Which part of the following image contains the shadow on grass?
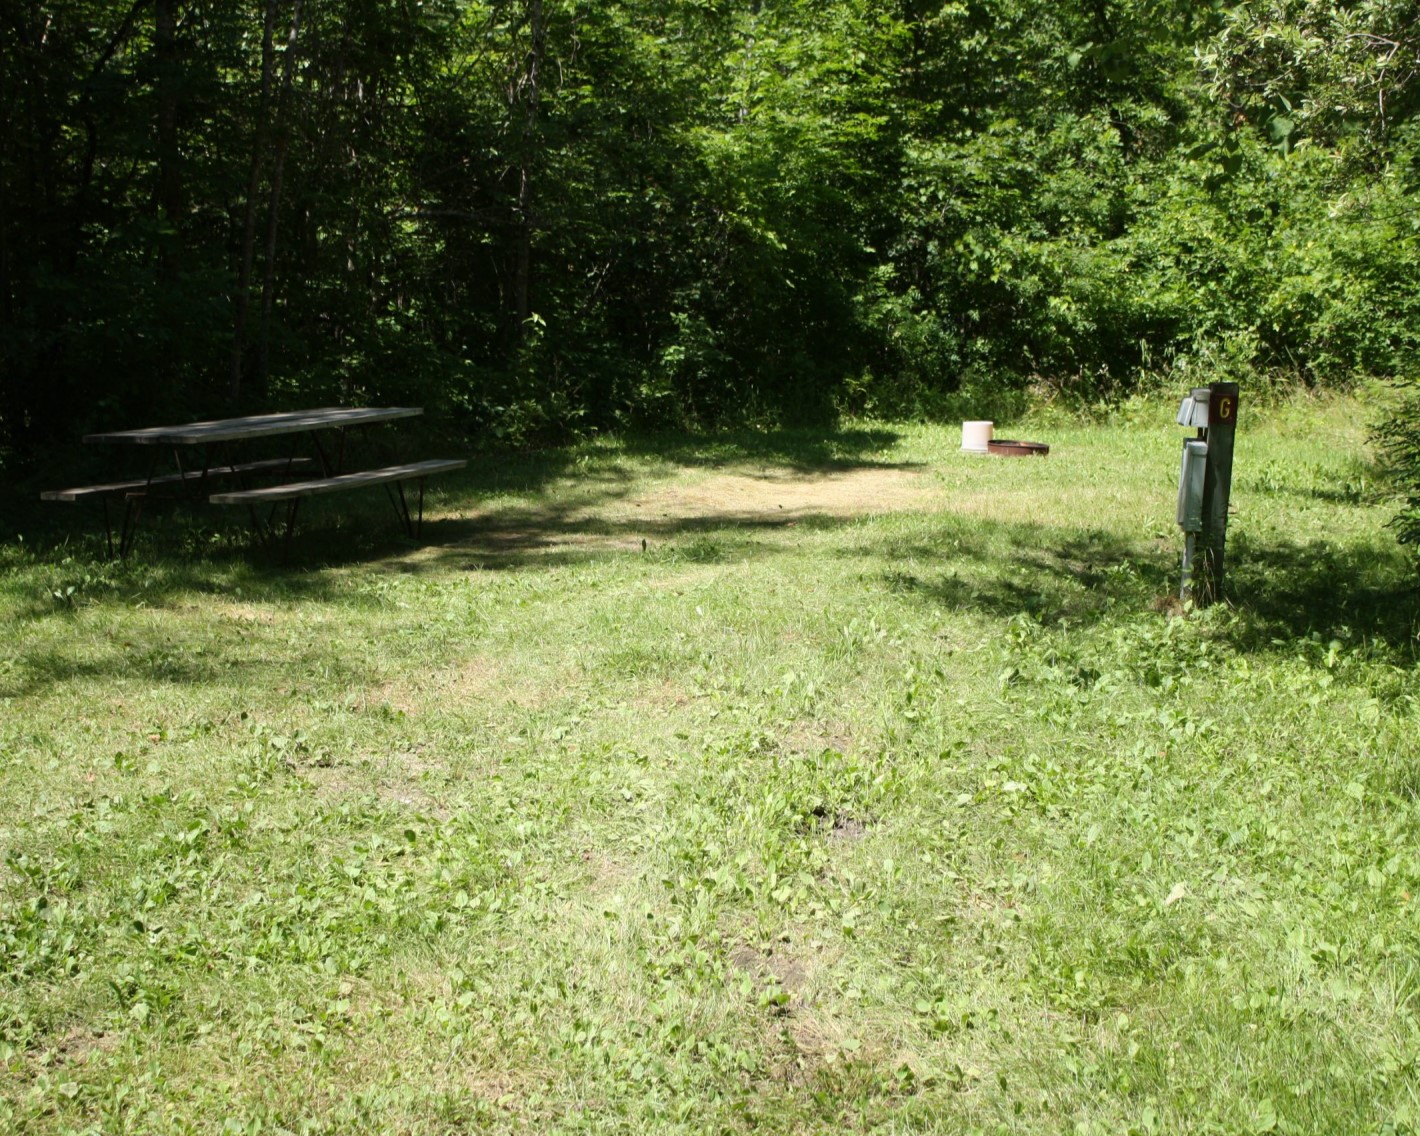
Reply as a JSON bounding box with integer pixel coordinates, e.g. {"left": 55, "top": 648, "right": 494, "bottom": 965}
{"left": 846, "top": 514, "right": 1420, "bottom": 662}
{"left": 7, "top": 642, "right": 235, "bottom": 695}
{"left": 3, "top": 423, "right": 906, "bottom": 555}
{"left": 1224, "top": 534, "right": 1420, "bottom": 655}
{"left": 0, "top": 423, "right": 914, "bottom": 620}
{"left": 14, "top": 501, "right": 1416, "bottom": 643}
{"left": 6, "top": 422, "right": 1418, "bottom": 687}
{"left": 859, "top": 522, "right": 1177, "bottom": 626}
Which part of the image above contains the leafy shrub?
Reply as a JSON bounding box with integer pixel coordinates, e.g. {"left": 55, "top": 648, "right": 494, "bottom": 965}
{"left": 1374, "top": 385, "right": 1420, "bottom": 560}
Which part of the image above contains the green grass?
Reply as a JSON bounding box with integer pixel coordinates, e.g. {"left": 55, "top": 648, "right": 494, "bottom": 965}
{"left": 2, "top": 394, "right": 1418, "bottom": 1134}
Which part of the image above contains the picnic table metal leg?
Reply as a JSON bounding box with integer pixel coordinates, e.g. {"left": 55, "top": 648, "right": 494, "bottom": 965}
{"left": 384, "top": 480, "right": 413, "bottom": 537}
{"left": 112, "top": 449, "right": 161, "bottom": 557}
{"left": 246, "top": 502, "right": 268, "bottom": 545}
{"left": 281, "top": 498, "right": 301, "bottom": 560}
{"left": 384, "top": 478, "right": 427, "bottom": 538}
{"left": 311, "top": 431, "right": 334, "bottom": 477}
{"left": 309, "top": 427, "right": 352, "bottom": 478}
{"left": 119, "top": 494, "right": 143, "bottom": 558}
{"left": 200, "top": 442, "right": 232, "bottom": 492}
{"left": 239, "top": 497, "right": 296, "bottom": 555}
{"left": 101, "top": 498, "right": 115, "bottom": 559}
{"left": 397, "top": 481, "right": 412, "bottom": 537}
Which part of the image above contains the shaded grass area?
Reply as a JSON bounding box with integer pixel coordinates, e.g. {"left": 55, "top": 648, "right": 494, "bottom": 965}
{"left": 1, "top": 395, "right": 1418, "bottom": 1134}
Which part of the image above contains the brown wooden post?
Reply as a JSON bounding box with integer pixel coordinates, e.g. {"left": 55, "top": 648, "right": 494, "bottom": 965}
{"left": 1194, "top": 381, "right": 1239, "bottom": 606}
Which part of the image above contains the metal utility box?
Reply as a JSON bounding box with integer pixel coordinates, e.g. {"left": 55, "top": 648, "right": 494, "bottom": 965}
{"left": 1176, "top": 439, "right": 1207, "bottom": 532}
{"left": 1173, "top": 381, "right": 1238, "bottom": 605}
{"left": 1176, "top": 388, "right": 1211, "bottom": 429}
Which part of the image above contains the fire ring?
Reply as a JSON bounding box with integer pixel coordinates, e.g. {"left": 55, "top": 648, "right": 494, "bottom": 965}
{"left": 987, "top": 439, "right": 1050, "bottom": 457}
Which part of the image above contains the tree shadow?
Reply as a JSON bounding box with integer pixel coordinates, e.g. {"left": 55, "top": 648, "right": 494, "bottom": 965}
{"left": 861, "top": 521, "right": 1177, "bottom": 627}
{"left": 0, "top": 503, "right": 892, "bottom": 700}
{"left": 396, "top": 513, "right": 1420, "bottom": 665}
{"left": 8, "top": 421, "right": 1418, "bottom": 695}
{"left": 874, "top": 515, "right": 1419, "bottom": 662}
{"left": 0, "top": 424, "right": 919, "bottom": 649}
{"left": 3, "top": 423, "right": 907, "bottom": 561}
{"left": 1223, "top": 534, "right": 1420, "bottom": 657}
{"left": 5, "top": 643, "right": 228, "bottom": 697}
{"left": 399, "top": 508, "right": 895, "bottom": 573}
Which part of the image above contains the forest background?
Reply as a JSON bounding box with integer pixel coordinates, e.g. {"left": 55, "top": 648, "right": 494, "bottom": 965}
{"left": 3, "top": 0, "right": 1419, "bottom": 506}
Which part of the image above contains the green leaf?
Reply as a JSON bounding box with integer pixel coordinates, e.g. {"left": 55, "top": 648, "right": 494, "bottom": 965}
{"left": 1266, "top": 116, "right": 1294, "bottom": 143}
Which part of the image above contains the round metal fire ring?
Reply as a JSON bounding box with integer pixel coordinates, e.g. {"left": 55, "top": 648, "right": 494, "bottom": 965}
{"left": 987, "top": 439, "right": 1050, "bottom": 457}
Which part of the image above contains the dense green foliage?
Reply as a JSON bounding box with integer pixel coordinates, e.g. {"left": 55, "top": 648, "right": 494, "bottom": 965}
{"left": 1378, "top": 383, "right": 1420, "bottom": 549}
{"left": 2, "top": 0, "right": 1418, "bottom": 452}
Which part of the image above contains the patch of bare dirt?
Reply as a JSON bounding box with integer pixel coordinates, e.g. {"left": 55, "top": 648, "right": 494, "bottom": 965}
{"left": 781, "top": 720, "right": 858, "bottom": 757}
{"left": 303, "top": 750, "right": 449, "bottom": 816}
{"left": 730, "top": 942, "right": 811, "bottom": 996}
{"left": 371, "top": 654, "right": 574, "bottom": 717}
{"left": 53, "top": 1027, "right": 119, "bottom": 1065}
{"left": 827, "top": 817, "right": 868, "bottom": 842}
{"left": 730, "top": 936, "right": 871, "bottom": 1087}
{"left": 372, "top": 654, "right": 500, "bottom": 715}
{"left": 626, "top": 677, "right": 694, "bottom": 714}
{"left": 211, "top": 602, "right": 279, "bottom": 626}
{"left": 455, "top": 465, "right": 936, "bottom": 560}
{"left": 577, "top": 846, "right": 641, "bottom": 899}
{"left": 629, "top": 467, "right": 935, "bottom": 523}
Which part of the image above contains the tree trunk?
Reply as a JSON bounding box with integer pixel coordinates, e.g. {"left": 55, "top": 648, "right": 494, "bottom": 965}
{"left": 8, "top": 5, "right": 66, "bottom": 441}
{"left": 72, "top": 0, "right": 149, "bottom": 272}
{"left": 257, "top": 0, "right": 303, "bottom": 395}
{"left": 513, "top": 0, "right": 543, "bottom": 337}
{"left": 153, "top": 0, "right": 181, "bottom": 280}
{"left": 229, "top": 0, "right": 279, "bottom": 405}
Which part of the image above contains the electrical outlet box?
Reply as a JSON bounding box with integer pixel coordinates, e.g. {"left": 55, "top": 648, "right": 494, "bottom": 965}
{"left": 1177, "top": 439, "right": 1207, "bottom": 531}
{"left": 1176, "top": 388, "right": 1211, "bottom": 429}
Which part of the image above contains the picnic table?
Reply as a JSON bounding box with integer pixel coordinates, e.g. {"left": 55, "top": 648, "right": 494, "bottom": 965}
{"left": 44, "top": 406, "right": 465, "bottom": 556}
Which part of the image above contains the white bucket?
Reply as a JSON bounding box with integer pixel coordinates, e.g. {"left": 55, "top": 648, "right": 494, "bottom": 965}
{"left": 961, "top": 420, "right": 993, "bottom": 453}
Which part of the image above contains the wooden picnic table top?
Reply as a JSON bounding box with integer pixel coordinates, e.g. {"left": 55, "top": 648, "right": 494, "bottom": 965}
{"left": 84, "top": 406, "right": 422, "bottom": 446}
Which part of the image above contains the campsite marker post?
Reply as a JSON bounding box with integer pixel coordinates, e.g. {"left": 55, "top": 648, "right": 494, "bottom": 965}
{"left": 1175, "top": 382, "right": 1238, "bottom": 605}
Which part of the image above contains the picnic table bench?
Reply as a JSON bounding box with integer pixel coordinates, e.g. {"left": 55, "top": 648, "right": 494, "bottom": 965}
{"left": 44, "top": 407, "right": 465, "bottom": 557}
{"left": 210, "top": 458, "right": 466, "bottom": 553}
{"left": 41, "top": 457, "right": 312, "bottom": 504}
{"left": 43, "top": 458, "right": 321, "bottom": 558}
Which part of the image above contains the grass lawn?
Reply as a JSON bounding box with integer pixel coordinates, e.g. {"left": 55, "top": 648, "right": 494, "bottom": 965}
{"left": 2, "top": 394, "right": 1418, "bottom": 1134}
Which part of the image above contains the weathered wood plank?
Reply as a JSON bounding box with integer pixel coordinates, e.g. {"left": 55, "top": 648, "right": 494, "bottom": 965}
{"left": 41, "top": 457, "right": 314, "bottom": 502}
{"left": 209, "top": 459, "right": 466, "bottom": 505}
{"left": 85, "top": 406, "right": 422, "bottom": 446}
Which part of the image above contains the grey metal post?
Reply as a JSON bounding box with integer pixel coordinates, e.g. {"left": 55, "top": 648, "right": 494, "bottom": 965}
{"left": 1180, "top": 531, "right": 1197, "bottom": 599}
{"left": 1194, "top": 382, "right": 1239, "bottom": 606}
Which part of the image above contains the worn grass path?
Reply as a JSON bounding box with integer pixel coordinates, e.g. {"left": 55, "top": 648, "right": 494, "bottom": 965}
{"left": 2, "top": 396, "right": 1418, "bottom": 1134}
